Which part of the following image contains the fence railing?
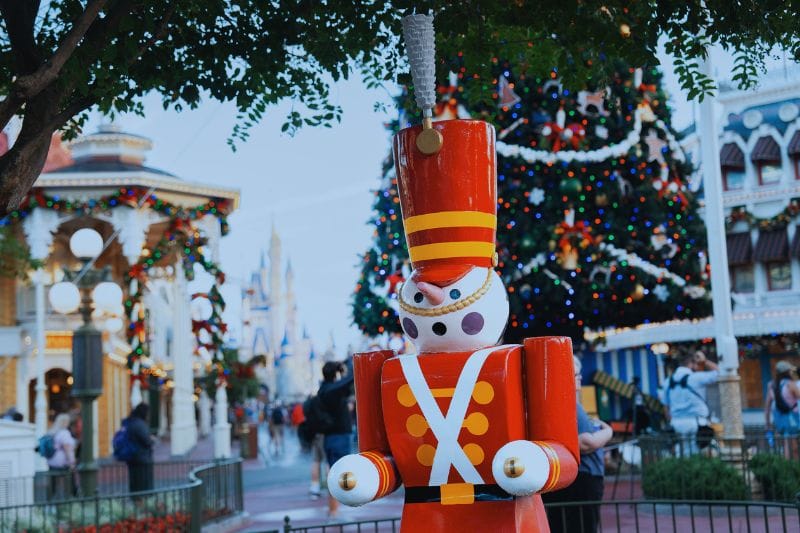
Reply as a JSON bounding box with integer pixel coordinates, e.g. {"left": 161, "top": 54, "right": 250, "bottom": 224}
{"left": 0, "top": 458, "right": 243, "bottom": 532}
{"left": 604, "top": 432, "right": 800, "bottom": 502}
{"left": 273, "top": 499, "right": 800, "bottom": 533}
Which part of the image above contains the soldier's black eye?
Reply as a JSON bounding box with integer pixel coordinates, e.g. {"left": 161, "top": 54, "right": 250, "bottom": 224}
{"left": 414, "top": 292, "right": 424, "bottom": 303}
{"left": 449, "top": 289, "right": 461, "bottom": 300}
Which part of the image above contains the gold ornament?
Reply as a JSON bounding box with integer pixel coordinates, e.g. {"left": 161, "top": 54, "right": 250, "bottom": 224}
{"left": 339, "top": 472, "right": 357, "bottom": 491}
{"left": 620, "top": 23, "right": 631, "bottom": 38}
{"left": 416, "top": 117, "right": 443, "bottom": 155}
{"left": 631, "top": 283, "right": 645, "bottom": 301}
{"left": 504, "top": 457, "right": 525, "bottom": 478}
{"left": 595, "top": 193, "right": 608, "bottom": 206}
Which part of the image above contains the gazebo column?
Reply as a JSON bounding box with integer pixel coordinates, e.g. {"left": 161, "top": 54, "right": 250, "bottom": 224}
{"left": 200, "top": 215, "right": 231, "bottom": 458}
{"left": 22, "top": 209, "right": 60, "bottom": 471}
{"left": 198, "top": 389, "right": 212, "bottom": 437}
{"left": 171, "top": 261, "right": 198, "bottom": 456}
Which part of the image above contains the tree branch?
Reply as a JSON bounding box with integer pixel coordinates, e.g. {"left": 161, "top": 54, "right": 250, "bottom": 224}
{"left": 0, "top": 0, "right": 42, "bottom": 75}
{"left": 15, "top": 0, "right": 108, "bottom": 96}
{"left": 130, "top": 4, "right": 177, "bottom": 65}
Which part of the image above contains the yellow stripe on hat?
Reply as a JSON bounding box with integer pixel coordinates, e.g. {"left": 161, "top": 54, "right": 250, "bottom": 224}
{"left": 404, "top": 211, "right": 496, "bottom": 234}
{"left": 409, "top": 241, "right": 495, "bottom": 262}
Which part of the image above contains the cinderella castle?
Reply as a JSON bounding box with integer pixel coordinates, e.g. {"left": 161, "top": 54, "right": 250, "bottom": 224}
{"left": 239, "top": 227, "right": 333, "bottom": 402}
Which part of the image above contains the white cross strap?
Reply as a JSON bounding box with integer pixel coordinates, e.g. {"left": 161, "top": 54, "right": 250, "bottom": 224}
{"left": 399, "top": 345, "right": 513, "bottom": 486}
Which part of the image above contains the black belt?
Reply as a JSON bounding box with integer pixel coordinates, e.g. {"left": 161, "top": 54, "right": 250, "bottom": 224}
{"left": 405, "top": 484, "right": 514, "bottom": 504}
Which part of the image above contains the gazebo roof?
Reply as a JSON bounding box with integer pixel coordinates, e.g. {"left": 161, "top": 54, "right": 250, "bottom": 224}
{"left": 34, "top": 124, "right": 239, "bottom": 208}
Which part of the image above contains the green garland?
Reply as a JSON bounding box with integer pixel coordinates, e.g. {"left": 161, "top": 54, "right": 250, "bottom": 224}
{"left": 2, "top": 187, "right": 233, "bottom": 385}
{"left": 725, "top": 199, "right": 800, "bottom": 231}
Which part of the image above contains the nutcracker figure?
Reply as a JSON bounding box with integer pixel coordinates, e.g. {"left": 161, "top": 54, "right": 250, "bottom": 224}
{"left": 326, "top": 15, "right": 579, "bottom": 532}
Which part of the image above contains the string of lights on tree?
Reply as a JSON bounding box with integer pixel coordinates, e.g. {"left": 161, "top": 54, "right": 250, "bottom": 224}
{"left": 353, "top": 59, "right": 712, "bottom": 342}
{"left": 0, "top": 187, "right": 232, "bottom": 384}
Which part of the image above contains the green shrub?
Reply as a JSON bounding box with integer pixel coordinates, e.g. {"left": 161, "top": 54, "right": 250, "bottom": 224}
{"left": 642, "top": 455, "right": 748, "bottom": 500}
{"left": 748, "top": 453, "right": 800, "bottom": 503}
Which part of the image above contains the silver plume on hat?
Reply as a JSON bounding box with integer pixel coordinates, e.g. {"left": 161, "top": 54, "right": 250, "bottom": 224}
{"left": 401, "top": 13, "right": 436, "bottom": 117}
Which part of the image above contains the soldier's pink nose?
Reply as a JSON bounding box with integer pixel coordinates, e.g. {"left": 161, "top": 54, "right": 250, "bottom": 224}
{"left": 417, "top": 282, "right": 445, "bottom": 305}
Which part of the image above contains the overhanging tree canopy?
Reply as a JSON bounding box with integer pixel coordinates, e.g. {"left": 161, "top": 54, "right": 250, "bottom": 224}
{"left": 0, "top": 0, "right": 796, "bottom": 216}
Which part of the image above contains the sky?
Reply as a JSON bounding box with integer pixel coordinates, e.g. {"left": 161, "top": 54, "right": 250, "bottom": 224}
{"left": 78, "top": 45, "right": 796, "bottom": 355}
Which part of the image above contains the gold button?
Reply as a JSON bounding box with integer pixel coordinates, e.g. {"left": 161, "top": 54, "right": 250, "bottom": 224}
{"left": 339, "top": 472, "right": 357, "bottom": 491}
{"left": 463, "top": 412, "right": 489, "bottom": 436}
{"left": 416, "top": 444, "right": 436, "bottom": 466}
{"left": 463, "top": 444, "right": 485, "bottom": 466}
{"left": 472, "top": 382, "right": 494, "bottom": 404}
{"left": 406, "top": 414, "right": 428, "bottom": 437}
{"left": 504, "top": 457, "right": 525, "bottom": 478}
{"left": 397, "top": 384, "right": 416, "bottom": 407}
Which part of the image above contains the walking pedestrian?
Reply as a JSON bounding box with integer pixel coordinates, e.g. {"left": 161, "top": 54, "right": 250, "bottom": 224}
{"left": 318, "top": 359, "right": 354, "bottom": 519}
{"left": 662, "top": 350, "right": 718, "bottom": 455}
{"left": 765, "top": 360, "right": 800, "bottom": 458}
{"left": 543, "top": 356, "right": 613, "bottom": 533}
{"left": 121, "top": 403, "right": 155, "bottom": 493}
{"left": 45, "top": 413, "right": 77, "bottom": 498}
{"left": 268, "top": 402, "right": 286, "bottom": 456}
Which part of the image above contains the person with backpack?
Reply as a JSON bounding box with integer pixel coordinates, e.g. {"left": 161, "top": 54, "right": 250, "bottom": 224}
{"left": 765, "top": 360, "right": 800, "bottom": 440}
{"left": 317, "top": 359, "right": 354, "bottom": 519}
{"left": 116, "top": 403, "right": 155, "bottom": 493}
{"left": 662, "top": 350, "right": 718, "bottom": 455}
{"left": 267, "top": 402, "right": 286, "bottom": 456}
{"left": 43, "top": 413, "right": 77, "bottom": 498}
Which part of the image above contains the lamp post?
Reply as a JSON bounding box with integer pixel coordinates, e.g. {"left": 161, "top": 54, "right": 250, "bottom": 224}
{"left": 49, "top": 228, "right": 122, "bottom": 496}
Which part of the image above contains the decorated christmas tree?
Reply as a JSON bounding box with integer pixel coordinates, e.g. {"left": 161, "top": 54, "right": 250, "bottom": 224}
{"left": 353, "top": 62, "right": 711, "bottom": 342}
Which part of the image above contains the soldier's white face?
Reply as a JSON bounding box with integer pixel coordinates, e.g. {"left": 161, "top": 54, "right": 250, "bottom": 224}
{"left": 398, "top": 267, "right": 509, "bottom": 353}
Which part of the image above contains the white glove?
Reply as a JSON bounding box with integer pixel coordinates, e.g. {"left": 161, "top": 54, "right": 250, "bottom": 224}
{"left": 327, "top": 453, "right": 381, "bottom": 506}
{"left": 491, "top": 440, "right": 551, "bottom": 496}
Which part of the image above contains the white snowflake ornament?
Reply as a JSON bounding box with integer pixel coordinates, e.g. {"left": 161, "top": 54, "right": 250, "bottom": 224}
{"left": 528, "top": 187, "right": 546, "bottom": 205}
{"left": 652, "top": 284, "right": 669, "bottom": 302}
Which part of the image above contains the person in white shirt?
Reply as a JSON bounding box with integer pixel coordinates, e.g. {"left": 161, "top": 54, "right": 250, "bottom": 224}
{"left": 46, "top": 413, "right": 77, "bottom": 497}
{"left": 662, "top": 351, "right": 718, "bottom": 455}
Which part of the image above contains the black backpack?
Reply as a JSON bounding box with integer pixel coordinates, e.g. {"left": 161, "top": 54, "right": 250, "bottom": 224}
{"left": 270, "top": 407, "right": 285, "bottom": 425}
{"left": 773, "top": 380, "right": 796, "bottom": 414}
{"left": 302, "top": 395, "right": 335, "bottom": 435}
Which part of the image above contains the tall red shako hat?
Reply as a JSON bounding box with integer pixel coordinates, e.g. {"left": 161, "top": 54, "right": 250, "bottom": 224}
{"left": 395, "top": 15, "right": 498, "bottom": 288}
{"left": 393, "top": 120, "right": 498, "bottom": 287}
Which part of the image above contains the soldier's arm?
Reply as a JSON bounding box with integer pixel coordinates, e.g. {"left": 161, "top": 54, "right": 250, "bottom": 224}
{"left": 491, "top": 337, "right": 579, "bottom": 496}
{"left": 328, "top": 350, "right": 401, "bottom": 506}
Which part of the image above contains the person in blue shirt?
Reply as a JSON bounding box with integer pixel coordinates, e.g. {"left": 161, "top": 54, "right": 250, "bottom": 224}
{"left": 543, "top": 356, "right": 613, "bottom": 533}
{"left": 662, "top": 351, "right": 718, "bottom": 455}
{"left": 318, "top": 359, "right": 354, "bottom": 519}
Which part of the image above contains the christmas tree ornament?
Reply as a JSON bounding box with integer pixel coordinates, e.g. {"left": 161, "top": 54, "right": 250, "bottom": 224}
{"left": 652, "top": 284, "right": 670, "bottom": 302}
{"left": 559, "top": 177, "right": 582, "bottom": 199}
{"left": 644, "top": 129, "right": 667, "bottom": 164}
{"left": 577, "top": 89, "right": 610, "bottom": 117}
{"left": 498, "top": 74, "right": 521, "bottom": 108}
{"left": 329, "top": 17, "right": 579, "bottom": 532}
{"left": 620, "top": 23, "right": 632, "bottom": 38}
{"left": 528, "top": 187, "right": 546, "bottom": 206}
{"left": 631, "top": 283, "right": 646, "bottom": 301}
{"left": 595, "top": 192, "right": 609, "bottom": 206}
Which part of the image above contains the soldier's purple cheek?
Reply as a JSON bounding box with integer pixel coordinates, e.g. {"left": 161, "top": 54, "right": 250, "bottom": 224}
{"left": 461, "top": 312, "right": 485, "bottom": 335}
{"left": 402, "top": 318, "right": 419, "bottom": 339}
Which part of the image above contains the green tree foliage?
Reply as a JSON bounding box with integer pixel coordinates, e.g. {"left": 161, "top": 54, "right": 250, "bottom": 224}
{"left": 0, "top": 1, "right": 796, "bottom": 215}
{"left": 0, "top": 225, "right": 39, "bottom": 278}
{"left": 353, "top": 62, "right": 712, "bottom": 342}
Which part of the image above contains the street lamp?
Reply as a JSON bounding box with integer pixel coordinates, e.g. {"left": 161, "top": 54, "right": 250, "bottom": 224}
{"left": 48, "top": 227, "right": 121, "bottom": 496}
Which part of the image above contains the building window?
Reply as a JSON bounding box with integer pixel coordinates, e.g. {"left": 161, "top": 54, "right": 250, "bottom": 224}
{"left": 720, "top": 142, "right": 746, "bottom": 191}
{"left": 751, "top": 136, "right": 782, "bottom": 186}
{"left": 758, "top": 162, "right": 782, "bottom": 185}
{"left": 767, "top": 262, "right": 791, "bottom": 291}
{"left": 723, "top": 168, "right": 746, "bottom": 190}
{"left": 731, "top": 265, "right": 755, "bottom": 293}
